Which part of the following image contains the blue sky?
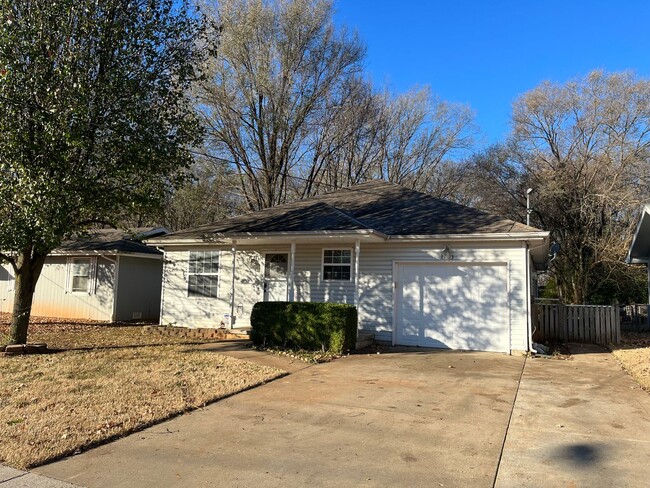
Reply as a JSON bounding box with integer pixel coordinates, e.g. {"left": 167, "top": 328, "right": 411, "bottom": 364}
{"left": 334, "top": 0, "right": 650, "bottom": 145}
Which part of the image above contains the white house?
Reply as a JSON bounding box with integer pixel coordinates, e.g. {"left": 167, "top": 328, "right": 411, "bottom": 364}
{"left": 0, "top": 228, "right": 166, "bottom": 322}
{"left": 147, "top": 181, "right": 550, "bottom": 353}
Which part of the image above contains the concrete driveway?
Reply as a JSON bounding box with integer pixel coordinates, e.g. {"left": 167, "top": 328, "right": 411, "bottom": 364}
{"left": 34, "top": 344, "right": 650, "bottom": 488}
{"left": 36, "top": 348, "right": 523, "bottom": 487}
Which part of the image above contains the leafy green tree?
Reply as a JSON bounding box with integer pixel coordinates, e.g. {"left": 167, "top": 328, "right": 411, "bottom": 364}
{"left": 0, "top": 0, "right": 204, "bottom": 344}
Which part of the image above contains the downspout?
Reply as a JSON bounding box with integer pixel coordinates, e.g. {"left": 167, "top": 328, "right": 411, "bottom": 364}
{"left": 646, "top": 261, "right": 649, "bottom": 330}
{"left": 353, "top": 239, "right": 360, "bottom": 307}
{"left": 354, "top": 239, "right": 361, "bottom": 330}
{"left": 230, "top": 240, "right": 237, "bottom": 329}
{"left": 288, "top": 241, "right": 295, "bottom": 301}
{"left": 525, "top": 242, "right": 537, "bottom": 354}
{"left": 103, "top": 255, "right": 119, "bottom": 322}
{"left": 158, "top": 250, "right": 166, "bottom": 326}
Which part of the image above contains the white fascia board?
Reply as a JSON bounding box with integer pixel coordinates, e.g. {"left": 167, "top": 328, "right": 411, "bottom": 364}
{"left": 147, "top": 230, "right": 551, "bottom": 248}
{"left": 147, "top": 229, "right": 386, "bottom": 246}
{"left": 50, "top": 250, "right": 162, "bottom": 260}
{"left": 51, "top": 250, "right": 118, "bottom": 258}
{"left": 387, "top": 231, "right": 550, "bottom": 242}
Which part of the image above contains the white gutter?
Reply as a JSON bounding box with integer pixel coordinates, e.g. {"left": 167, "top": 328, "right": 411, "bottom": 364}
{"left": 229, "top": 240, "right": 237, "bottom": 329}
{"left": 387, "top": 232, "right": 550, "bottom": 241}
{"left": 50, "top": 250, "right": 162, "bottom": 260}
{"left": 148, "top": 230, "right": 549, "bottom": 247}
{"left": 146, "top": 230, "right": 386, "bottom": 246}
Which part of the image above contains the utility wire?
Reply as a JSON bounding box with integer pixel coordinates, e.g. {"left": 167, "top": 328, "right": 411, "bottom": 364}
{"left": 0, "top": 93, "right": 378, "bottom": 194}
{"left": 189, "top": 149, "right": 350, "bottom": 191}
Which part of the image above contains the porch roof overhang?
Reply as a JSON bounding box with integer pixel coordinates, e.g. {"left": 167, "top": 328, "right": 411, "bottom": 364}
{"left": 627, "top": 204, "right": 650, "bottom": 264}
{"left": 148, "top": 229, "right": 550, "bottom": 264}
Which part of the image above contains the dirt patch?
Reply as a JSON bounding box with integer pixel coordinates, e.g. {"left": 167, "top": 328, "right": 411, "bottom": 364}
{"left": 610, "top": 332, "right": 650, "bottom": 392}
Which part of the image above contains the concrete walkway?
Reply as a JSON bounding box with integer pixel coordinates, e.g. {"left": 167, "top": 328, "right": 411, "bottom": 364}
{"left": 0, "top": 465, "right": 77, "bottom": 487}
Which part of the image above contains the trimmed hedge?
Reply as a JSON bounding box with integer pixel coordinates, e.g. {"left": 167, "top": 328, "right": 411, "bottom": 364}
{"left": 250, "top": 302, "right": 358, "bottom": 354}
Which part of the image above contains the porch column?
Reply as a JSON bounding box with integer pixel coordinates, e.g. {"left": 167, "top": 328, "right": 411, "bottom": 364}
{"left": 354, "top": 239, "right": 360, "bottom": 307}
{"left": 230, "top": 239, "right": 237, "bottom": 329}
{"left": 646, "top": 263, "right": 650, "bottom": 330}
{"left": 288, "top": 241, "right": 296, "bottom": 302}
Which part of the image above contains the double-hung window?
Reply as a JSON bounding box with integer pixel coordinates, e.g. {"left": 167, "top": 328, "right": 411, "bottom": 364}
{"left": 188, "top": 251, "right": 219, "bottom": 298}
{"left": 322, "top": 249, "right": 352, "bottom": 281}
{"left": 68, "top": 257, "right": 96, "bottom": 294}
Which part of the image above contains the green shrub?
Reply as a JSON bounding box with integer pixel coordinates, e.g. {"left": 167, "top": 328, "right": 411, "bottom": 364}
{"left": 250, "top": 302, "right": 358, "bottom": 354}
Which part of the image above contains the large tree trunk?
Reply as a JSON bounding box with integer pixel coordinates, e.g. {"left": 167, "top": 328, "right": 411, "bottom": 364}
{"left": 9, "top": 250, "right": 47, "bottom": 345}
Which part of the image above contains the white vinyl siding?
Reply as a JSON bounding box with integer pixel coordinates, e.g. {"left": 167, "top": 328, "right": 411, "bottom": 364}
{"left": 2, "top": 257, "right": 114, "bottom": 320}
{"left": 0, "top": 264, "right": 14, "bottom": 314}
{"left": 356, "top": 242, "right": 527, "bottom": 351}
{"left": 294, "top": 245, "right": 356, "bottom": 304}
{"left": 161, "top": 248, "right": 264, "bottom": 328}
{"left": 159, "top": 240, "right": 529, "bottom": 352}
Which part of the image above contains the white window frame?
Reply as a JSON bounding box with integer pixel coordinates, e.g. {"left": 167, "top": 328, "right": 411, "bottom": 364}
{"left": 322, "top": 248, "right": 353, "bottom": 282}
{"left": 187, "top": 250, "right": 220, "bottom": 298}
{"left": 66, "top": 257, "right": 97, "bottom": 295}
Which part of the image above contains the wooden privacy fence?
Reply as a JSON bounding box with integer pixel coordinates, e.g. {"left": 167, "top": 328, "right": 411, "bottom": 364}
{"left": 533, "top": 303, "right": 621, "bottom": 345}
{"left": 621, "top": 304, "right": 650, "bottom": 332}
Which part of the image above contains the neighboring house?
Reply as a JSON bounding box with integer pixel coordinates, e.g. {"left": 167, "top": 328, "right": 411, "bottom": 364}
{"left": 626, "top": 203, "right": 650, "bottom": 303}
{"left": 147, "top": 181, "right": 550, "bottom": 353}
{"left": 0, "top": 228, "right": 167, "bottom": 322}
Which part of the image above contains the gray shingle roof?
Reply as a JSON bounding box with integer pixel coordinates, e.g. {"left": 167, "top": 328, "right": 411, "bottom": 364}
{"left": 56, "top": 228, "right": 165, "bottom": 255}
{"left": 157, "top": 180, "right": 540, "bottom": 241}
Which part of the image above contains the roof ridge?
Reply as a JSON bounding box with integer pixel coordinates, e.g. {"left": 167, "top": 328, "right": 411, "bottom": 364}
{"left": 322, "top": 202, "right": 374, "bottom": 231}
{"left": 397, "top": 185, "right": 536, "bottom": 229}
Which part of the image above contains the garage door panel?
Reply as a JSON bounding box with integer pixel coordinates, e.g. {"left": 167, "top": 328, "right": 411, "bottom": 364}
{"left": 396, "top": 263, "right": 508, "bottom": 352}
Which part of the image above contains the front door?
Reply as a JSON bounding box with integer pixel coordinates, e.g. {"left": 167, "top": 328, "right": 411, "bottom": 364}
{"left": 263, "top": 253, "right": 288, "bottom": 301}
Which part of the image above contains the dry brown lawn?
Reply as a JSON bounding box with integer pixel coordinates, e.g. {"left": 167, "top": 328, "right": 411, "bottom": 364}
{"left": 0, "top": 315, "right": 284, "bottom": 469}
{"left": 0, "top": 313, "right": 226, "bottom": 349}
{"left": 611, "top": 332, "right": 650, "bottom": 392}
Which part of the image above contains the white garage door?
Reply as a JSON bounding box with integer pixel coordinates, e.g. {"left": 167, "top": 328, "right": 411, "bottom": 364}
{"left": 395, "top": 263, "right": 509, "bottom": 352}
